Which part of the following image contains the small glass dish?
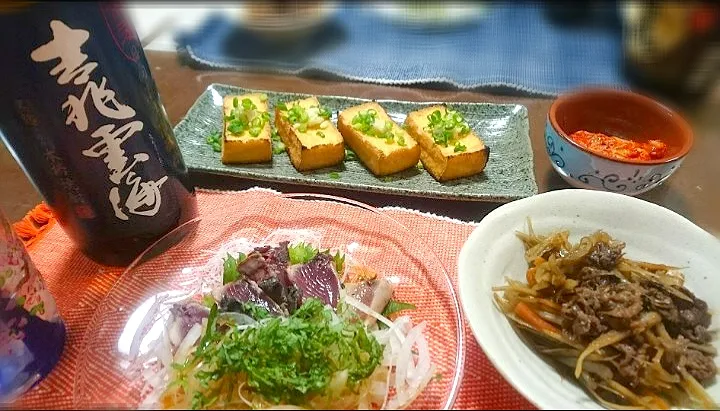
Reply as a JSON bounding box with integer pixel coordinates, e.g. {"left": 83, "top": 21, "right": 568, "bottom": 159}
{"left": 73, "top": 193, "right": 464, "bottom": 409}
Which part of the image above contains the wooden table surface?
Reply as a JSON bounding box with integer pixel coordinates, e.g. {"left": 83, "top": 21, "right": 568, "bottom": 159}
{"left": 2, "top": 50, "right": 719, "bottom": 234}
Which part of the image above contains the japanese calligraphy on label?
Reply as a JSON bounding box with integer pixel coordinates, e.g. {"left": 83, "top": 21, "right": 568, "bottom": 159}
{"left": 30, "top": 20, "right": 167, "bottom": 221}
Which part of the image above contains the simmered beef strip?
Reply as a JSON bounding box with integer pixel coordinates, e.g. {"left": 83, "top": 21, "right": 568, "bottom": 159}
{"left": 561, "top": 280, "right": 643, "bottom": 341}
{"left": 585, "top": 240, "right": 625, "bottom": 270}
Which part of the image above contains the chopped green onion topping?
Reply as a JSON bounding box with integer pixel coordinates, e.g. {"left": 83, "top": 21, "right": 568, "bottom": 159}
{"left": 397, "top": 134, "right": 406, "bottom": 147}
{"left": 226, "top": 97, "right": 269, "bottom": 137}
{"left": 425, "top": 108, "right": 471, "bottom": 147}
{"left": 205, "top": 130, "right": 222, "bottom": 153}
{"left": 351, "top": 109, "right": 402, "bottom": 145}
{"left": 271, "top": 129, "right": 286, "bottom": 154}
{"left": 344, "top": 148, "right": 358, "bottom": 161}
{"left": 276, "top": 102, "right": 287, "bottom": 111}
{"left": 250, "top": 117, "right": 263, "bottom": 128}
{"left": 317, "top": 131, "right": 325, "bottom": 138}
{"left": 241, "top": 98, "right": 255, "bottom": 110}
{"left": 297, "top": 123, "right": 308, "bottom": 133}
{"left": 329, "top": 171, "right": 341, "bottom": 179}
{"left": 227, "top": 120, "right": 245, "bottom": 135}
{"left": 454, "top": 142, "right": 467, "bottom": 152}
{"left": 259, "top": 93, "right": 268, "bottom": 102}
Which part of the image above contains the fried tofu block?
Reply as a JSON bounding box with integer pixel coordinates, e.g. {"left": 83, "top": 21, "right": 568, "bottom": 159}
{"left": 221, "top": 93, "right": 272, "bottom": 164}
{"left": 404, "top": 105, "right": 489, "bottom": 182}
{"left": 337, "top": 102, "right": 420, "bottom": 176}
{"left": 275, "top": 96, "right": 344, "bottom": 171}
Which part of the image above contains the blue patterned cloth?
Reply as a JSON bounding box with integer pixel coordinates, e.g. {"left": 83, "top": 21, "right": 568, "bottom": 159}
{"left": 175, "top": 4, "right": 627, "bottom": 96}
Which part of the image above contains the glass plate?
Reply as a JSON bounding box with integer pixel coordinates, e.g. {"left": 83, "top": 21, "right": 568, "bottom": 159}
{"left": 73, "top": 193, "right": 464, "bottom": 409}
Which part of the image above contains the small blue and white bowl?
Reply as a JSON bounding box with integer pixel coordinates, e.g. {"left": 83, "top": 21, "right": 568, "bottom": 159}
{"left": 545, "top": 88, "right": 693, "bottom": 196}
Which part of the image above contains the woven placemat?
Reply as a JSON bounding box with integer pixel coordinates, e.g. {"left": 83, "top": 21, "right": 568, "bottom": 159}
{"left": 13, "top": 187, "right": 534, "bottom": 410}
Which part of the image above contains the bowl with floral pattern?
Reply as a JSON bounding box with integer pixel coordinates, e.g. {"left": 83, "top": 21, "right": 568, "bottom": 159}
{"left": 545, "top": 88, "right": 693, "bottom": 196}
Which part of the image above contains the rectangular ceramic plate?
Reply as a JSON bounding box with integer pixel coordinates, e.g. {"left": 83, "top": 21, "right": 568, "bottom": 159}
{"left": 174, "top": 84, "right": 538, "bottom": 202}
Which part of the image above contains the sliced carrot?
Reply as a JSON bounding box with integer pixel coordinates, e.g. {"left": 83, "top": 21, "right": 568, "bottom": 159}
{"left": 639, "top": 390, "right": 670, "bottom": 410}
{"left": 526, "top": 267, "right": 537, "bottom": 285}
{"left": 514, "top": 301, "right": 560, "bottom": 334}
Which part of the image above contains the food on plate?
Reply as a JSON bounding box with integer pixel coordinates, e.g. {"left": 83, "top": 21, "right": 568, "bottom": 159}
{"left": 275, "top": 97, "right": 345, "bottom": 171}
{"left": 337, "top": 102, "right": 420, "bottom": 176}
{"left": 221, "top": 94, "right": 273, "bottom": 164}
{"left": 142, "top": 238, "right": 433, "bottom": 410}
{"left": 404, "top": 105, "right": 489, "bottom": 182}
{"left": 493, "top": 222, "right": 717, "bottom": 410}
{"left": 568, "top": 130, "right": 669, "bottom": 161}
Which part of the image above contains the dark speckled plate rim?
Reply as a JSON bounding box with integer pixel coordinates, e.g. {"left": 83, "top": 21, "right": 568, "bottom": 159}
{"left": 173, "top": 83, "right": 538, "bottom": 203}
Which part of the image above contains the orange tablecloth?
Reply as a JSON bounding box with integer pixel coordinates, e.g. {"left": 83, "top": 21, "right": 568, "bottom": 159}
{"left": 13, "top": 188, "right": 534, "bottom": 410}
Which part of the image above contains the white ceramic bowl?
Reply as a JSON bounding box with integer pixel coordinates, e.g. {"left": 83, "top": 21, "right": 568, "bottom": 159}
{"left": 457, "top": 189, "right": 720, "bottom": 409}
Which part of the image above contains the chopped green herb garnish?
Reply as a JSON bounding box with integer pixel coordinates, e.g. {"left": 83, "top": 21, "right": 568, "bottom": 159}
{"left": 227, "top": 120, "right": 245, "bottom": 135}
{"left": 238, "top": 302, "right": 271, "bottom": 321}
{"left": 205, "top": 130, "right": 222, "bottom": 152}
{"left": 425, "top": 108, "right": 472, "bottom": 147}
{"left": 194, "top": 303, "right": 218, "bottom": 358}
{"left": 381, "top": 176, "right": 394, "bottom": 182}
{"left": 271, "top": 129, "right": 286, "bottom": 154}
{"left": 242, "top": 98, "right": 256, "bottom": 110}
{"left": 226, "top": 97, "right": 268, "bottom": 137}
{"left": 329, "top": 171, "right": 341, "bottom": 179}
{"left": 397, "top": 134, "right": 406, "bottom": 146}
{"left": 381, "top": 299, "right": 417, "bottom": 317}
{"left": 454, "top": 142, "right": 467, "bottom": 152}
{"left": 344, "top": 148, "right": 358, "bottom": 161}
{"left": 276, "top": 102, "right": 287, "bottom": 111}
{"left": 286, "top": 104, "right": 308, "bottom": 125}
{"left": 15, "top": 296, "right": 26, "bottom": 307}
{"left": 182, "top": 299, "right": 383, "bottom": 406}
{"left": 351, "top": 109, "right": 401, "bottom": 145}
{"left": 288, "top": 242, "right": 319, "bottom": 265}
{"left": 433, "top": 372, "right": 444, "bottom": 382}
{"left": 416, "top": 161, "right": 424, "bottom": 170}
{"left": 259, "top": 93, "right": 268, "bottom": 102}
{"left": 330, "top": 250, "right": 345, "bottom": 274}
{"left": 317, "top": 131, "right": 325, "bottom": 138}
{"left": 201, "top": 294, "right": 215, "bottom": 308}
{"left": 222, "top": 252, "right": 246, "bottom": 285}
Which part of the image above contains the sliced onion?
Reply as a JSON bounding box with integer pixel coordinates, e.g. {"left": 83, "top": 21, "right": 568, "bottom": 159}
{"left": 344, "top": 295, "right": 394, "bottom": 329}
{"left": 174, "top": 323, "right": 203, "bottom": 364}
{"left": 157, "top": 325, "right": 173, "bottom": 369}
{"left": 168, "top": 316, "right": 182, "bottom": 347}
